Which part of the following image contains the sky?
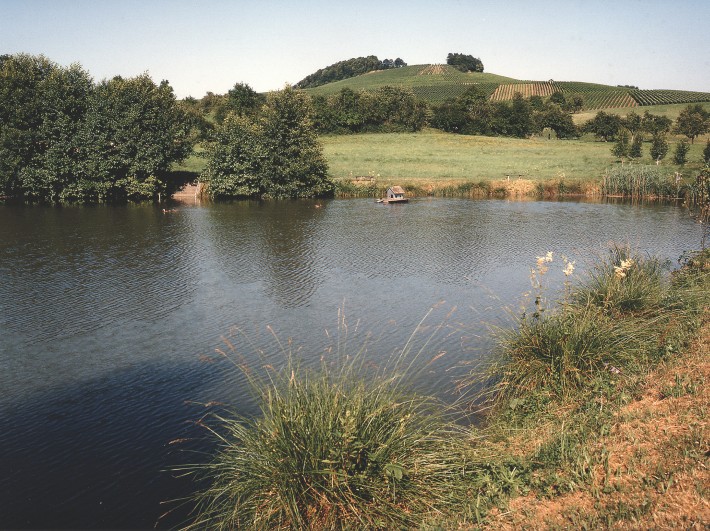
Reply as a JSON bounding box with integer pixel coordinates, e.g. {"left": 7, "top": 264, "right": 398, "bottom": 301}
{"left": 2, "top": 0, "right": 709, "bottom": 99}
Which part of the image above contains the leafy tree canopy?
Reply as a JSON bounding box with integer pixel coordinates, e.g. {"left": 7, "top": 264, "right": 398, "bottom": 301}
{"left": 0, "top": 53, "right": 193, "bottom": 202}
{"left": 674, "top": 104, "right": 710, "bottom": 143}
{"left": 294, "top": 56, "right": 406, "bottom": 89}
{"left": 581, "top": 111, "right": 623, "bottom": 142}
{"left": 203, "top": 87, "right": 333, "bottom": 199}
{"left": 446, "top": 53, "right": 484, "bottom": 73}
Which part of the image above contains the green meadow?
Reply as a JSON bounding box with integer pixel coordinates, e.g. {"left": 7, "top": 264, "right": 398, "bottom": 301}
{"left": 176, "top": 100, "right": 709, "bottom": 196}
{"left": 321, "top": 127, "right": 709, "bottom": 189}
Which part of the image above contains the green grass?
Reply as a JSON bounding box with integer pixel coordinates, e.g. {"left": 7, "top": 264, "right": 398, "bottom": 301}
{"left": 571, "top": 246, "right": 669, "bottom": 315}
{"left": 301, "top": 64, "right": 518, "bottom": 98}
{"left": 175, "top": 126, "right": 709, "bottom": 198}
{"left": 178, "top": 317, "right": 476, "bottom": 529}
{"left": 322, "top": 128, "right": 708, "bottom": 186}
{"left": 469, "top": 245, "right": 697, "bottom": 409}
{"left": 298, "top": 64, "right": 709, "bottom": 110}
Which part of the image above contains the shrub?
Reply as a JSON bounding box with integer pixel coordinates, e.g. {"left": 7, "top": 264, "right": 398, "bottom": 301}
{"left": 181, "top": 350, "right": 472, "bottom": 529}
{"left": 484, "top": 305, "right": 654, "bottom": 403}
{"left": 571, "top": 246, "right": 668, "bottom": 315}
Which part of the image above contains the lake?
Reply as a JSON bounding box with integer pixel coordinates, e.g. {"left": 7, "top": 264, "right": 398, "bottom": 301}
{"left": 0, "top": 197, "right": 701, "bottom": 528}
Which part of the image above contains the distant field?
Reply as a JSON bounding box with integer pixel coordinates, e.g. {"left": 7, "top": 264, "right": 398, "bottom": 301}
{"left": 573, "top": 101, "right": 710, "bottom": 124}
{"left": 321, "top": 128, "right": 708, "bottom": 185}
{"left": 176, "top": 126, "right": 708, "bottom": 186}
{"left": 298, "top": 64, "right": 710, "bottom": 111}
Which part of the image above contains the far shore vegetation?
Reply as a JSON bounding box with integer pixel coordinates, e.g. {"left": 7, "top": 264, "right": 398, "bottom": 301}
{"left": 2, "top": 53, "right": 709, "bottom": 204}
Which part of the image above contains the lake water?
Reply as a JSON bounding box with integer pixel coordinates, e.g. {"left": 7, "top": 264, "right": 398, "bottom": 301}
{"left": 0, "top": 197, "right": 702, "bottom": 528}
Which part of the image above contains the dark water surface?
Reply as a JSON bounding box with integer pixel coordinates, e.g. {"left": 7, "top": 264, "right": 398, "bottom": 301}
{"left": 0, "top": 198, "right": 701, "bottom": 528}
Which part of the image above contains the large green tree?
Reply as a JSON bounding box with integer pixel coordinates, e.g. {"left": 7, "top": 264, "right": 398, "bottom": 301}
{"left": 0, "top": 54, "right": 193, "bottom": 202}
{"left": 203, "top": 86, "right": 333, "bottom": 199}
{"left": 674, "top": 104, "right": 710, "bottom": 143}
{"left": 75, "top": 74, "right": 192, "bottom": 201}
{"left": 582, "top": 111, "right": 623, "bottom": 141}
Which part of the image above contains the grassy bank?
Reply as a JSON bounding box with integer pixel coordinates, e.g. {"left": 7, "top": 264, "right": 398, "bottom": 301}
{"left": 179, "top": 246, "right": 709, "bottom": 529}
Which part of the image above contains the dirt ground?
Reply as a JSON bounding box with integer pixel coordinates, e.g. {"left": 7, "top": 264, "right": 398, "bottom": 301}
{"left": 484, "top": 319, "right": 709, "bottom": 530}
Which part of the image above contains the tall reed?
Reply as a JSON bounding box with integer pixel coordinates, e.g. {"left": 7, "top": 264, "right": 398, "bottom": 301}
{"left": 602, "top": 165, "right": 678, "bottom": 198}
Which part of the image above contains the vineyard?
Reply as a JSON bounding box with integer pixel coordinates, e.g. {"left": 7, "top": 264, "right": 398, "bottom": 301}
{"left": 629, "top": 89, "right": 710, "bottom": 106}
{"left": 299, "top": 64, "right": 710, "bottom": 110}
{"left": 489, "top": 82, "right": 555, "bottom": 101}
{"left": 554, "top": 82, "right": 638, "bottom": 110}
{"left": 412, "top": 82, "right": 500, "bottom": 103}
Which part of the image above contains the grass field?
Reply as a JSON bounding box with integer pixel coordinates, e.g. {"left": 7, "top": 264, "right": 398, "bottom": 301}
{"left": 302, "top": 64, "right": 519, "bottom": 98}
{"left": 321, "top": 128, "right": 709, "bottom": 188}
{"left": 173, "top": 100, "right": 709, "bottom": 198}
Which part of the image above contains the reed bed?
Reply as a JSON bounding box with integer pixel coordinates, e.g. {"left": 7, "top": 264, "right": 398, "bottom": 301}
{"left": 602, "top": 165, "right": 679, "bottom": 198}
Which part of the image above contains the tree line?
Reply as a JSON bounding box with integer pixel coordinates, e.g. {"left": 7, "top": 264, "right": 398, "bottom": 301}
{"left": 582, "top": 105, "right": 710, "bottom": 164}
{"left": 4, "top": 53, "right": 708, "bottom": 203}
{"left": 294, "top": 56, "right": 407, "bottom": 90}
{"left": 0, "top": 54, "right": 193, "bottom": 202}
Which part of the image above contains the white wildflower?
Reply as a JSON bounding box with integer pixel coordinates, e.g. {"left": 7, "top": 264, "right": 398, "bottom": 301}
{"left": 563, "top": 261, "right": 575, "bottom": 276}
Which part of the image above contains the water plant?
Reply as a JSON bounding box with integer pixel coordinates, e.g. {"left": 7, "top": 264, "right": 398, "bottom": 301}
{"left": 178, "top": 318, "right": 474, "bottom": 529}
{"left": 602, "top": 165, "right": 678, "bottom": 198}
{"left": 571, "top": 245, "right": 668, "bottom": 315}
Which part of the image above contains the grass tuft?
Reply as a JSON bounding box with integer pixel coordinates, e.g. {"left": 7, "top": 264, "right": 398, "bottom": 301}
{"left": 571, "top": 245, "right": 668, "bottom": 316}
{"left": 178, "top": 319, "right": 475, "bottom": 529}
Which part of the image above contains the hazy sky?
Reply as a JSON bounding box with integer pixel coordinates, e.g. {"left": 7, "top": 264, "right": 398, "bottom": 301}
{"left": 2, "top": 0, "right": 709, "bottom": 98}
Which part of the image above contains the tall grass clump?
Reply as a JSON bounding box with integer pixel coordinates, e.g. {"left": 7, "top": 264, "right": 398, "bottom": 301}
{"left": 571, "top": 245, "right": 668, "bottom": 315}
{"left": 472, "top": 247, "right": 673, "bottom": 409}
{"left": 482, "top": 304, "right": 655, "bottom": 405}
{"left": 179, "top": 326, "right": 473, "bottom": 529}
{"left": 602, "top": 165, "right": 678, "bottom": 198}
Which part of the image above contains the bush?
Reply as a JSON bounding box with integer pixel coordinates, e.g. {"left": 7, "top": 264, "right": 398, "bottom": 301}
{"left": 571, "top": 246, "right": 668, "bottom": 315}
{"left": 484, "top": 305, "right": 654, "bottom": 403}
{"left": 181, "top": 350, "right": 472, "bottom": 529}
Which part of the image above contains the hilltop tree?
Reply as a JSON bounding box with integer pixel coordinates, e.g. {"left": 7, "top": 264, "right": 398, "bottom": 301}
{"left": 446, "top": 53, "right": 484, "bottom": 73}
{"left": 674, "top": 104, "right": 710, "bottom": 143}
{"left": 294, "top": 56, "right": 406, "bottom": 89}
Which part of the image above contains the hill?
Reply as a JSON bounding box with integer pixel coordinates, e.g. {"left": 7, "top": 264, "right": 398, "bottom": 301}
{"left": 300, "top": 64, "right": 710, "bottom": 111}
{"left": 301, "top": 64, "right": 519, "bottom": 102}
